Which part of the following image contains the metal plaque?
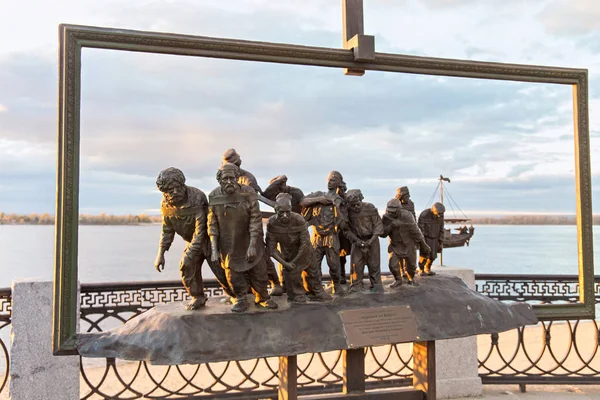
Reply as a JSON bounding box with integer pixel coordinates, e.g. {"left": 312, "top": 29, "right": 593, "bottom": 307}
{"left": 339, "top": 305, "right": 418, "bottom": 348}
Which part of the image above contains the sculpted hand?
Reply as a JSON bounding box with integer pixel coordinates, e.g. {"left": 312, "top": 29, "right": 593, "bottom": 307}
{"left": 421, "top": 242, "right": 431, "bottom": 255}
{"left": 154, "top": 253, "right": 165, "bottom": 273}
{"left": 392, "top": 219, "right": 401, "bottom": 228}
{"left": 285, "top": 262, "right": 296, "bottom": 272}
{"left": 246, "top": 246, "right": 257, "bottom": 263}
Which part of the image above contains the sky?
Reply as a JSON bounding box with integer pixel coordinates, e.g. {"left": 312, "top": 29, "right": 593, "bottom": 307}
{"left": 1, "top": 0, "right": 600, "bottom": 218}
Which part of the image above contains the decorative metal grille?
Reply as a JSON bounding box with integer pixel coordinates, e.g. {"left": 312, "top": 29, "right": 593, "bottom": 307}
{"left": 2, "top": 274, "right": 600, "bottom": 398}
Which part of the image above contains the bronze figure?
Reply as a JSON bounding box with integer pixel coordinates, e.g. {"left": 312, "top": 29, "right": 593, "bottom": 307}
{"left": 382, "top": 199, "right": 431, "bottom": 287}
{"left": 221, "top": 148, "right": 263, "bottom": 194}
{"left": 395, "top": 186, "right": 416, "bottom": 220}
{"left": 154, "top": 167, "right": 234, "bottom": 310}
{"left": 263, "top": 175, "right": 305, "bottom": 214}
{"left": 221, "top": 149, "right": 284, "bottom": 297}
{"left": 300, "top": 171, "right": 348, "bottom": 295}
{"left": 418, "top": 202, "right": 446, "bottom": 276}
{"left": 337, "top": 181, "right": 351, "bottom": 284}
{"left": 343, "top": 189, "right": 384, "bottom": 292}
{"left": 208, "top": 163, "right": 278, "bottom": 312}
{"left": 266, "top": 193, "right": 332, "bottom": 303}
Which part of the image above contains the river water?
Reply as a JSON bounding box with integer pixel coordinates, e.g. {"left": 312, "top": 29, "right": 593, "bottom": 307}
{"left": 0, "top": 224, "right": 596, "bottom": 288}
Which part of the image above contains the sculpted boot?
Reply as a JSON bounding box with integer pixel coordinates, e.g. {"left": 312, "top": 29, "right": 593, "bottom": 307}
{"left": 422, "top": 260, "right": 436, "bottom": 276}
{"left": 308, "top": 291, "right": 332, "bottom": 302}
{"left": 390, "top": 279, "right": 403, "bottom": 288}
{"left": 231, "top": 297, "right": 249, "bottom": 313}
{"left": 270, "top": 283, "right": 284, "bottom": 296}
{"left": 333, "top": 282, "right": 347, "bottom": 296}
{"left": 256, "top": 298, "right": 279, "bottom": 309}
{"left": 185, "top": 295, "right": 207, "bottom": 311}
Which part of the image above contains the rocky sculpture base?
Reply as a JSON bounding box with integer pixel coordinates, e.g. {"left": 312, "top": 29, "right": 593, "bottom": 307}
{"left": 77, "top": 275, "right": 537, "bottom": 365}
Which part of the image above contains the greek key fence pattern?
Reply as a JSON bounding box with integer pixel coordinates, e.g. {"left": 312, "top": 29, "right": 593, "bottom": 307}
{"left": 79, "top": 280, "right": 412, "bottom": 399}
{"left": 2, "top": 274, "right": 600, "bottom": 398}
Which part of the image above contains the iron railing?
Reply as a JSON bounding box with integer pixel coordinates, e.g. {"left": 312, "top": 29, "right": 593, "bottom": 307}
{"left": 1, "top": 274, "right": 600, "bottom": 398}
{"left": 78, "top": 279, "right": 413, "bottom": 399}
{"left": 0, "top": 287, "right": 11, "bottom": 395}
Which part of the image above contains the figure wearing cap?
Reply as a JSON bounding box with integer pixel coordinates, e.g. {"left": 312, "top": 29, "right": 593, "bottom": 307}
{"left": 417, "top": 202, "right": 446, "bottom": 276}
{"left": 207, "top": 163, "right": 278, "bottom": 312}
{"left": 154, "top": 167, "right": 234, "bottom": 310}
{"left": 263, "top": 175, "right": 305, "bottom": 214}
{"left": 381, "top": 199, "right": 431, "bottom": 287}
{"left": 300, "top": 170, "right": 348, "bottom": 295}
{"left": 395, "top": 186, "right": 416, "bottom": 220}
{"left": 221, "top": 148, "right": 263, "bottom": 194}
{"left": 344, "top": 189, "right": 384, "bottom": 292}
{"left": 221, "top": 149, "right": 284, "bottom": 296}
{"left": 266, "top": 193, "right": 332, "bottom": 303}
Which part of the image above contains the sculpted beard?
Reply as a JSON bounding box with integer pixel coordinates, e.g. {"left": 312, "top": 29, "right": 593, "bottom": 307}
{"left": 224, "top": 180, "right": 240, "bottom": 194}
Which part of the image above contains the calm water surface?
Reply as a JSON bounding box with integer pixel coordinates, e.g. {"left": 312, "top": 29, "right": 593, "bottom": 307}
{"left": 0, "top": 224, "right": 597, "bottom": 288}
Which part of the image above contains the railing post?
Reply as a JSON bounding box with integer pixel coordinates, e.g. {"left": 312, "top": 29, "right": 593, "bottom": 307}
{"left": 343, "top": 348, "right": 365, "bottom": 393}
{"left": 278, "top": 355, "right": 297, "bottom": 400}
{"left": 413, "top": 341, "right": 436, "bottom": 400}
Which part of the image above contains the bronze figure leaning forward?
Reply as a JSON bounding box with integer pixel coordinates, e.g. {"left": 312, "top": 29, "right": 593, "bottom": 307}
{"left": 154, "top": 167, "right": 234, "bottom": 310}
{"left": 382, "top": 198, "right": 430, "bottom": 287}
{"left": 266, "top": 193, "right": 331, "bottom": 303}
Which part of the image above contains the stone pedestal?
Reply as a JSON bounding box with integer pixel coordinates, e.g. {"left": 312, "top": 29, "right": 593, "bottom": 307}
{"left": 431, "top": 266, "right": 483, "bottom": 399}
{"left": 10, "top": 280, "right": 79, "bottom": 400}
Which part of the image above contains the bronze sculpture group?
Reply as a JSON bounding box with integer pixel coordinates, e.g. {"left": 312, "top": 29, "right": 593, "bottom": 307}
{"left": 154, "top": 149, "right": 447, "bottom": 312}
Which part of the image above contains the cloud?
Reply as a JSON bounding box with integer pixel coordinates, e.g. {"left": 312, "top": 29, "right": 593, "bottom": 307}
{"left": 539, "top": 0, "right": 600, "bottom": 36}
{"left": 0, "top": 0, "right": 597, "bottom": 215}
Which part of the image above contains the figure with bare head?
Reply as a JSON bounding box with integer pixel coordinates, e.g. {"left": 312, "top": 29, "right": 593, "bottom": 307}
{"left": 154, "top": 167, "right": 234, "bottom": 310}
{"left": 418, "top": 202, "right": 446, "bottom": 276}
{"left": 344, "top": 189, "right": 384, "bottom": 292}
{"left": 300, "top": 170, "right": 348, "bottom": 295}
{"left": 266, "top": 193, "right": 331, "bottom": 303}
{"left": 208, "top": 163, "right": 278, "bottom": 312}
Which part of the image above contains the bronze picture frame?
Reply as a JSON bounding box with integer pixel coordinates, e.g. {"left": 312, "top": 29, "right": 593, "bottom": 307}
{"left": 53, "top": 23, "right": 594, "bottom": 355}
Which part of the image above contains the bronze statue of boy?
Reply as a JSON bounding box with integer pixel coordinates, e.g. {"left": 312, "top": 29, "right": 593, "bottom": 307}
{"left": 154, "top": 167, "right": 234, "bottom": 310}
{"left": 208, "top": 163, "right": 278, "bottom": 312}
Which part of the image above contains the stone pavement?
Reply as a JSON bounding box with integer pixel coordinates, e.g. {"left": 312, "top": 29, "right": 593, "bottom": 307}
{"left": 454, "top": 385, "right": 600, "bottom": 399}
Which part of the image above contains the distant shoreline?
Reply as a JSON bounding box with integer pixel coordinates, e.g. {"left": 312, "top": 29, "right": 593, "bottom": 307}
{"left": 1, "top": 213, "right": 599, "bottom": 225}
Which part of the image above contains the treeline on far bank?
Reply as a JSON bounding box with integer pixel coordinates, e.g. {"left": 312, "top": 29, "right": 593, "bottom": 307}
{"left": 470, "top": 215, "right": 600, "bottom": 225}
{"left": 1, "top": 212, "right": 599, "bottom": 226}
{"left": 0, "top": 212, "right": 162, "bottom": 225}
